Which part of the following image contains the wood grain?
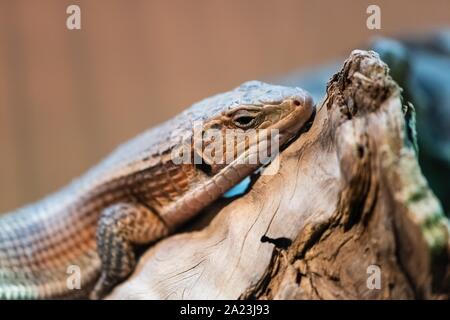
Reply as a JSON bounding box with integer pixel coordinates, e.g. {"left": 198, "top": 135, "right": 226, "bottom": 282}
{"left": 108, "top": 51, "right": 450, "bottom": 300}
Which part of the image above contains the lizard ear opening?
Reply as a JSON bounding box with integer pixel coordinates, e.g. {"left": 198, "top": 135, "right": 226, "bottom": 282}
{"left": 195, "top": 161, "right": 213, "bottom": 176}
{"left": 193, "top": 146, "right": 214, "bottom": 176}
{"left": 193, "top": 147, "right": 227, "bottom": 176}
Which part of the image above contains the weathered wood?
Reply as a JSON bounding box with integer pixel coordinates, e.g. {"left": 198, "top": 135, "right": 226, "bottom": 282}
{"left": 108, "top": 50, "right": 450, "bottom": 300}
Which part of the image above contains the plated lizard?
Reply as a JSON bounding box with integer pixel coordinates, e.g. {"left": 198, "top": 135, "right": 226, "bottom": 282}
{"left": 0, "top": 81, "right": 314, "bottom": 299}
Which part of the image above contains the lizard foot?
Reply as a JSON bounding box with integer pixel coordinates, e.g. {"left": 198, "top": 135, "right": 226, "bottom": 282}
{"left": 90, "top": 202, "right": 169, "bottom": 299}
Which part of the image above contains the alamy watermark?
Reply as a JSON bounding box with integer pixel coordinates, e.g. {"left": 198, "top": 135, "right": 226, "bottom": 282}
{"left": 66, "top": 5, "right": 81, "bottom": 30}
{"left": 66, "top": 264, "right": 82, "bottom": 290}
{"left": 66, "top": 4, "right": 381, "bottom": 32}
{"left": 366, "top": 264, "right": 381, "bottom": 290}
{"left": 366, "top": 5, "right": 381, "bottom": 30}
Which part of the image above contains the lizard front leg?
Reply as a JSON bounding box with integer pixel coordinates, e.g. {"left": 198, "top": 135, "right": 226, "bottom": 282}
{"left": 90, "top": 202, "right": 169, "bottom": 299}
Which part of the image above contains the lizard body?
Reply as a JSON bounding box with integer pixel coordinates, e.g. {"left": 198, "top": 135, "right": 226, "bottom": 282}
{"left": 0, "top": 81, "right": 314, "bottom": 299}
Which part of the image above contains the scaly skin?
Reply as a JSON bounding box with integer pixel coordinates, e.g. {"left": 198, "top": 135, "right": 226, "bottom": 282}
{"left": 0, "top": 81, "right": 314, "bottom": 299}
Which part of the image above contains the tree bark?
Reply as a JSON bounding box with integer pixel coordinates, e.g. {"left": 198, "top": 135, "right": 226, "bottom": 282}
{"left": 108, "top": 50, "right": 450, "bottom": 300}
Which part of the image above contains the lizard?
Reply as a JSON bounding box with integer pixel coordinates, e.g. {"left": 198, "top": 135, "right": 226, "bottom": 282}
{"left": 0, "top": 81, "right": 314, "bottom": 300}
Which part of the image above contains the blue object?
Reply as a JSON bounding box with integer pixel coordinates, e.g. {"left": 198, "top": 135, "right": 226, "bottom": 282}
{"left": 223, "top": 176, "right": 252, "bottom": 198}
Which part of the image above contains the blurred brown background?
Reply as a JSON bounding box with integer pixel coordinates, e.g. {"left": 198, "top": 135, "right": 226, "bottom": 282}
{"left": 0, "top": 0, "right": 449, "bottom": 213}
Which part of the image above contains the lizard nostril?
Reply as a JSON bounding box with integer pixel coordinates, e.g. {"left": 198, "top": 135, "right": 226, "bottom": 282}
{"left": 293, "top": 100, "right": 301, "bottom": 107}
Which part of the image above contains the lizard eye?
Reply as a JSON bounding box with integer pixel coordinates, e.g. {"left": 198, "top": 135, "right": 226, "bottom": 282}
{"left": 232, "top": 111, "right": 257, "bottom": 128}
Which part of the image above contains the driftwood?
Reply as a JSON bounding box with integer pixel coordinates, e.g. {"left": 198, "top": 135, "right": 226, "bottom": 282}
{"left": 108, "top": 50, "right": 450, "bottom": 300}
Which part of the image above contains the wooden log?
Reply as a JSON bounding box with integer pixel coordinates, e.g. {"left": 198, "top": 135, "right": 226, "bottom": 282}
{"left": 108, "top": 50, "right": 450, "bottom": 300}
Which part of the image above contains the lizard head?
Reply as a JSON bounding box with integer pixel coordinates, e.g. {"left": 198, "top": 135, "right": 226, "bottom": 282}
{"left": 191, "top": 81, "right": 315, "bottom": 175}
{"left": 165, "top": 81, "right": 315, "bottom": 226}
